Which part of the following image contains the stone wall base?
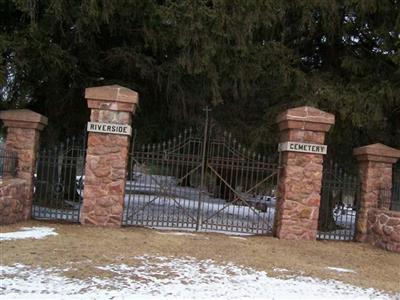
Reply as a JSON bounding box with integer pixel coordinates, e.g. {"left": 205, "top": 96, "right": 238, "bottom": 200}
{"left": 0, "top": 178, "right": 30, "bottom": 225}
{"left": 367, "top": 208, "right": 400, "bottom": 253}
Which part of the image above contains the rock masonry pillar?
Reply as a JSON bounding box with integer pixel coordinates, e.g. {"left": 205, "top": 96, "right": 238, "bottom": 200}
{"left": 353, "top": 143, "right": 400, "bottom": 242}
{"left": 274, "top": 106, "right": 335, "bottom": 240}
{"left": 80, "top": 85, "right": 138, "bottom": 226}
{"left": 0, "top": 109, "right": 48, "bottom": 220}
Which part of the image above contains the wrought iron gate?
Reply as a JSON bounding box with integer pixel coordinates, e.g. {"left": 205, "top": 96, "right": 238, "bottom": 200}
{"left": 123, "top": 112, "right": 278, "bottom": 234}
{"left": 32, "top": 133, "right": 86, "bottom": 222}
{"left": 317, "top": 161, "right": 360, "bottom": 241}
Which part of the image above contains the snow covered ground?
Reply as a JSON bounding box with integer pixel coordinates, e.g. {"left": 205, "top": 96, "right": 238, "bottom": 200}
{"left": 326, "top": 267, "right": 356, "bottom": 274}
{"left": 0, "top": 227, "right": 57, "bottom": 241}
{"left": 0, "top": 255, "right": 393, "bottom": 300}
{"left": 1, "top": 226, "right": 397, "bottom": 299}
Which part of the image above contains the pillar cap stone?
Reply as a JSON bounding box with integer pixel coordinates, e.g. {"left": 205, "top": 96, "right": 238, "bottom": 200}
{"left": 85, "top": 85, "right": 138, "bottom": 113}
{"left": 276, "top": 106, "right": 335, "bottom": 132}
{"left": 0, "top": 109, "right": 48, "bottom": 130}
{"left": 85, "top": 85, "right": 138, "bottom": 104}
{"left": 353, "top": 143, "right": 400, "bottom": 163}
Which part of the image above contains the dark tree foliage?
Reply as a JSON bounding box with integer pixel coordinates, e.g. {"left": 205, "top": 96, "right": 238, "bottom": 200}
{"left": 1, "top": 0, "right": 399, "bottom": 166}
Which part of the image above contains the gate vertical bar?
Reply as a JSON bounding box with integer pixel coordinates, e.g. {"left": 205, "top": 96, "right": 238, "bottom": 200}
{"left": 196, "top": 106, "right": 211, "bottom": 231}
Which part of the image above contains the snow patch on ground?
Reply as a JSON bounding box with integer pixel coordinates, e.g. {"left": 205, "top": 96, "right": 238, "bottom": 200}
{"left": 0, "top": 255, "right": 393, "bottom": 300}
{"left": 273, "top": 267, "right": 289, "bottom": 273}
{"left": 229, "top": 236, "right": 247, "bottom": 240}
{"left": 154, "top": 230, "right": 210, "bottom": 240}
{"left": 155, "top": 231, "right": 197, "bottom": 237}
{"left": 152, "top": 226, "right": 254, "bottom": 236}
{"left": 326, "top": 267, "right": 357, "bottom": 274}
{"left": 0, "top": 227, "right": 57, "bottom": 241}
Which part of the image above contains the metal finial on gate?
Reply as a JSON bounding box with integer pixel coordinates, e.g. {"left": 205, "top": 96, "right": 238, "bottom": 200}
{"left": 343, "top": 172, "right": 348, "bottom": 186}
{"left": 203, "top": 105, "right": 212, "bottom": 115}
{"left": 52, "top": 145, "right": 57, "bottom": 156}
{"left": 339, "top": 166, "right": 344, "bottom": 179}
{"left": 71, "top": 136, "right": 76, "bottom": 149}
{"left": 334, "top": 163, "right": 339, "bottom": 178}
{"left": 178, "top": 133, "right": 182, "bottom": 145}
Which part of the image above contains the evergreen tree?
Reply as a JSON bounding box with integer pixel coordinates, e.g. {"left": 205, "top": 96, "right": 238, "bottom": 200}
{"left": 0, "top": 0, "right": 399, "bottom": 162}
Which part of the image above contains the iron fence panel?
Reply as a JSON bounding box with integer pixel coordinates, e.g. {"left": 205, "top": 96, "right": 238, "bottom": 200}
{"left": 0, "top": 145, "right": 18, "bottom": 178}
{"left": 32, "top": 133, "right": 86, "bottom": 222}
{"left": 317, "top": 161, "right": 360, "bottom": 241}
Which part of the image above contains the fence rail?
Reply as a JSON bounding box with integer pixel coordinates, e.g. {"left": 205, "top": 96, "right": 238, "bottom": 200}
{"left": 0, "top": 146, "right": 18, "bottom": 178}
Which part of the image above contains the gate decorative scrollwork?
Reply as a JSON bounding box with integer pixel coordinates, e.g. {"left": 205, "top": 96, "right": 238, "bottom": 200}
{"left": 123, "top": 111, "right": 279, "bottom": 234}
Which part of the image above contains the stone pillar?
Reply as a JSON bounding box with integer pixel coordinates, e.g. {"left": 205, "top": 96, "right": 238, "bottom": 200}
{"left": 80, "top": 85, "right": 138, "bottom": 226}
{"left": 0, "top": 109, "right": 48, "bottom": 219}
{"left": 274, "top": 106, "right": 335, "bottom": 240}
{"left": 353, "top": 143, "right": 400, "bottom": 242}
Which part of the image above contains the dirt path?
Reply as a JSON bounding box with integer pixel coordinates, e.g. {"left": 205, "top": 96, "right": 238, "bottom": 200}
{"left": 1, "top": 220, "right": 399, "bottom": 294}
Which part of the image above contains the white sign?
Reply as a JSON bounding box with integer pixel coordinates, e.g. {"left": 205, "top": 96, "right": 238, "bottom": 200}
{"left": 87, "top": 122, "right": 132, "bottom": 136}
{"left": 278, "top": 142, "right": 327, "bottom": 155}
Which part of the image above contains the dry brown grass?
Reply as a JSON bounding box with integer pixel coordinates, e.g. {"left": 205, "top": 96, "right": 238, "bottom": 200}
{"left": 1, "top": 220, "right": 399, "bottom": 294}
